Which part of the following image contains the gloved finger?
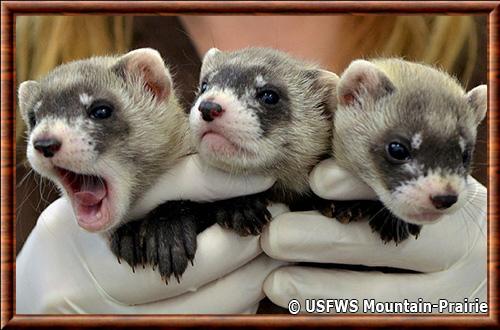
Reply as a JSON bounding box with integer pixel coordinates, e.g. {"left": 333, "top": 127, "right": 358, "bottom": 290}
{"left": 118, "top": 255, "right": 287, "bottom": 314}
{"left": 267, "top": 203, "right": 290, "bottom": 218}
{"left": 309, "top": 158, "right": 377, "bottom": 200}
{"left": 130, "top": 154, "right": 276, "bottom": 219}
{"left": 263, "top": 264, "right": 486, "bottom": 313}
{"left": 261, "top": 179, "right": 486, "bottom": 273}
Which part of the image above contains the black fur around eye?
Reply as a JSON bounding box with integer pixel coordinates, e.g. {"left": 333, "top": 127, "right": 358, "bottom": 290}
{"left": 386, "top": 142, "right": 411, "bottom": 164}
{"left": 257, "top": 90, "right": 280, "bottom": 106}
{"left": 89, "top": 102, "right": 113, "bottom": 120}
{"left": 200, "top": 82, "right": 208, "bottom": 93}
{"left": 462, "top": 149, "right": 472, "bottom": 166}
{"left": 28, "top": 111, "right": 36, "bottom": 128}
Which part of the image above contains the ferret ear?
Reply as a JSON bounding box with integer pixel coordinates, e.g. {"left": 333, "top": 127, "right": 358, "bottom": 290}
{"left": 18, "top": 80, "right": 40, "bottom": 123}
{"left": 315, "top": 69, "right": 340, "bottom": 113}
{"left": 202, "top": 48, "right": 222, "bottom": 63}
{"left": 200, "top": 48, "right": 223, "bottom": 76}
{"left": 465, "top": 84, "right": 487, "bottom": 126}
{"left": 337, "top": 60, "right": 395, "bottom": 108}
{"left": 114, "top": 48, "right": 172, "bottom": 102}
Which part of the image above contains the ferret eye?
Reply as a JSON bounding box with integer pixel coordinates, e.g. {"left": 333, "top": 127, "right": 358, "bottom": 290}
{"left": 89, "top": 103, "right": 113, "bottom": 120}
{"left": 386, "top": 142, "right": 411, "bottom": 164}
{"left": 462, "top": 149, "right": 472, "bottom": 166}
{"left": 257, "top": 90, "right": 280, "bottom": 106}
{"left": 200, "top": 82, "right": 208, "bottom": 93}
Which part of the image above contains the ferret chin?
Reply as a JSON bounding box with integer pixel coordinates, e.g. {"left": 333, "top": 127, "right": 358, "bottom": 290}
{"left": 18, "top": 48, "right": 190, "bottom": 233}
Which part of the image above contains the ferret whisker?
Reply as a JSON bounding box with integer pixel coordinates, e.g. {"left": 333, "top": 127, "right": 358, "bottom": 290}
{"left": 36, "top": 175, "right": 53, "bottom": 211}
{"left": 17, "top": 168, "right": 35, "bottom": 188}
{"left": 462, "top": 204, "right": 486, "bottom": 238}
{"left": 16, "top": 159, "right": 32, "bottom": 169}
{"left": 16, "top": 180, "right": 42, "bottom": 219}
{"left": 365, "top": 203, "right": 390, "bottom": 224}
{"left": 460, "top": 194, "right": 487, "bottom": 237}
{"left": 458, "top": 207, "right": 472, "bottom": 246}
{"left": 463, "top": 200, "right": 487, "bottom": 216}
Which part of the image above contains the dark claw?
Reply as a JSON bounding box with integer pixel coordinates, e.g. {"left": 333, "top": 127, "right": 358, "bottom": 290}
{"left": 110, "top": 220, "right": 143, "bottom": 270}
{"left": 109, "top": 201, "right": 202, "bottom": 283}
{"left": 331, "top": 200, "right": 378, "bottom": 224}
{"left": 369, "top": 208, "right": 422, "bottom": 244}
{"left": 213, "top": 193, "right": 271, "bottom": 237}
{"left": 157, "top": 241, "right": 172, "bottom": 280}
{"left": 324, "top": 199, "right": 421, "bottom": 244}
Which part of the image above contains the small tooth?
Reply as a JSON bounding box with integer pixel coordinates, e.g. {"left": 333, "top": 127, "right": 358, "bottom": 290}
{"left": 96, "top": 212, "right": 102, "bottom": 219}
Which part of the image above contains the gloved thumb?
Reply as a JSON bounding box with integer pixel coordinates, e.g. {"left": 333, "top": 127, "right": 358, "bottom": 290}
{"left": 310, "top": 158, "right": 377, "bottom": 200}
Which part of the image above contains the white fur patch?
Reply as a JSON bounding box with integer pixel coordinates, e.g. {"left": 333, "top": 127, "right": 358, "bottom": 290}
{"left": 459, "top": 136, "right": 466, "bottom": 152}
{"left": 403, "top": 160, "right": 424, "bottom": 176}
{"left": 411, "top": 132, "right": 423, "bottom": 150}
{"left": 255, "top": 75, "right": 267, "bottom": 87}
{"left": 79, "top": 93, "right": 93, "bottom": 107}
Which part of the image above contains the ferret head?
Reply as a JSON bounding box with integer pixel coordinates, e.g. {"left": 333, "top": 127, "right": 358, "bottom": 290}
{"left": 18, "top": 48, "right": 187, "bottom": 233}
{"left": 333, "top": 59, "right": 487, "bottom": 225}
{"left": 190, "top": 47, "right": 338, "bottom": 191}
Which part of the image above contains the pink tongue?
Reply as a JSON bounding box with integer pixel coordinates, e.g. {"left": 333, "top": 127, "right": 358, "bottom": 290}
{"left": 74, "top": 180, "right": 106, "bottom": 206}
{"left": 74, "top": 190, "right": 106, "bottom": 206}
{"left": 72, "top": 179, "right": 108, "bottom": 231}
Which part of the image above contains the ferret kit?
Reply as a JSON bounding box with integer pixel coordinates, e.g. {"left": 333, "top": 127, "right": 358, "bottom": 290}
{"left": 18, "top": 49, "right": 191, "bottom": 242}
{"left": 331, "top": 59, "right": 486, "bottom": 242}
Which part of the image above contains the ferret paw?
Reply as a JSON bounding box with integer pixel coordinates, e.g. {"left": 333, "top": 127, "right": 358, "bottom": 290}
{"left": 330, "top": 200, "right": 384, "bottom": 224}
{"left": 368, "top": 210, "right": 422, "bottom": 244}
{"left": 110, "top": 201, "right": 199, "bottom": 283}
{"left": 214, "top": 194, "right": 271, "bottom": 236}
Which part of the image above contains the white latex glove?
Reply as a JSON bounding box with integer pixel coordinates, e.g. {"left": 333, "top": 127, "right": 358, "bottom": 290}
{"left": 17, "top": 154, "right": 285, "bottom": 314}
{"left": 262, "top": 158, "right": 487, "bottom": 314}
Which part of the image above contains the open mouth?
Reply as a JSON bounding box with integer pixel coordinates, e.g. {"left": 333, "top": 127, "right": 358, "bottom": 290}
{"left": 55, "top": 167, "right": 112, "bottom": 232}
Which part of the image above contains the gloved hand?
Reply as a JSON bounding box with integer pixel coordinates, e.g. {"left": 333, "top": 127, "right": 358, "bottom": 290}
{"left": 16, "top": 154, "right": 286, "bottom": 314}
{"left": 261, "top": 158, "right": 487, "bottom": 314}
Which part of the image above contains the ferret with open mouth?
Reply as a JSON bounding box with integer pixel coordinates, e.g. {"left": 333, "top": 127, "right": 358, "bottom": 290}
{"left": 18, "top": 48, "right": 190, "bottom": 238}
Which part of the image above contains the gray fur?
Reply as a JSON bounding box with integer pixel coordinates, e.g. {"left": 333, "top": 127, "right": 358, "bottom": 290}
{"left": 195, "top": 47, "right": 338, "bottom": 201}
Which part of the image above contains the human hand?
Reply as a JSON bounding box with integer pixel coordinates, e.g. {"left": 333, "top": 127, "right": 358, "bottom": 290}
{"left": 261, "top": 158, "right": 487, "bottom": 313}
{"left": 16, "top": 155, "right": 285, "bottom": 314}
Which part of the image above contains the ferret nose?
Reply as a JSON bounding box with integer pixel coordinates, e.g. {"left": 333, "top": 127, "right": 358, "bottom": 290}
{"left": 199, "top": 100, "right": 224, "bottom": 122}
{"left": 34, "top": 138, "right": 62, "bottom": 158}
{"left": 430, "top": 194, "right": 458, "bottom": 210}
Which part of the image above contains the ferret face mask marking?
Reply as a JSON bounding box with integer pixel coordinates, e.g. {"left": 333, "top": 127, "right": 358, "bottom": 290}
{"left": 190, "top": 47, "right": 338, "bottom": 181}
{"left": 334, "top": 59, "right": 487, "bottom": 225}
{"left": 18, "top": 48, "right": 175, "bottom": 232}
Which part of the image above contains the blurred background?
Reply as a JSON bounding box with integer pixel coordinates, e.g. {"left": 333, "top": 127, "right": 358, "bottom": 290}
{"left": 15, "top": 15, "right": 487, "bottom": 259}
